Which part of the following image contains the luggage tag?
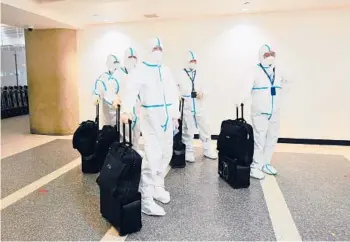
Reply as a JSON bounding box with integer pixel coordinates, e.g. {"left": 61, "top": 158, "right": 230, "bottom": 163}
{"left": 271, "top": 87, "right": 276, "bottom": 96}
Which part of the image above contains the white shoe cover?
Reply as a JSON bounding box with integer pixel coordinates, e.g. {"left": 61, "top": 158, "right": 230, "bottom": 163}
{"left": 154, "top": 187, "right": 170, "bottom": 204}
{"left": 141, "top": 199, "right": 166, "bottom": 216}
{"left": 262, "top": 164, "right": 278, "bottom": 175}
{"left": 250, "top": 167, "right": 265, "bottom": 180}
{"left": 185, "top": 152, "right": 195, "bottom": 163}
{"left": 204, "top": 149, "right": 218, "bottom": 160}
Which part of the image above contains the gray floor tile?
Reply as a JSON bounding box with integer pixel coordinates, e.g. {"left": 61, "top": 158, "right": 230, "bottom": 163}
{"left": 127, "top": 152, "right": 275, "bottom": 241}
{"left": 273, "top": 152, "right": 350, "bottom": 241}
{"left": 1, "top": 166, "right": 110, "bottom": 241}
{"left": 1, "top": 139, "right": 80, "bottom": 198}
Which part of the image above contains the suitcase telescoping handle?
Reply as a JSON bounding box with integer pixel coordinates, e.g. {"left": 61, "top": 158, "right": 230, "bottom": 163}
{"left": 115, "top": 105, "right": 121, "bottom": 140}
{"left": 179, "top": 97, "right": 185, "bottom": 139}
{"left": 236, "top": 103, "right": 245, "bottom": 121}
{"left": 95, "top": 104, "right": 99, "bottom": 124}
{"left": 122, "top": 119, "right": 133, "bottom": 147}
{"left": 95, "top": 104, "right": 99, "bottom": 131}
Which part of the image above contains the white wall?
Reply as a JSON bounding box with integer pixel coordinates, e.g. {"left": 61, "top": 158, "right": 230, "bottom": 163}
{"left": 78, "top": 8, "right": 350, "bottom": 140}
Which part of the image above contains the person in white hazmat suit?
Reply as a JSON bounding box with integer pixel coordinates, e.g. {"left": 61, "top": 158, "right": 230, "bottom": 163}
{"left": 120, "top": 47, "right": 142, "bottom": 152}
{"left": 93, "top": 54, "right": 126, "bottom": 126}
{"left": 177, "top": 50, "right": 217, "bottom": 162}
{"left": 120, "top": 37, "right": 180, "bottom": 216}
{"left": 246, "top": 44, "right": 289, "bottom": 180}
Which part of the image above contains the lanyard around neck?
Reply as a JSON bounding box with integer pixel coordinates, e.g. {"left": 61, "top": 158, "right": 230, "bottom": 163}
{"left": 184, "top": 69, "right": 196, "bottom": 91}
{"left": 259, "top": 64, "right": 275, "bottom": 85}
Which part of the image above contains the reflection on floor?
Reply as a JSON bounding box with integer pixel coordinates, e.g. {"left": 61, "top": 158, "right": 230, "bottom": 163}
{"left": 1, "top": 115, "right": 350, "bottom": 241}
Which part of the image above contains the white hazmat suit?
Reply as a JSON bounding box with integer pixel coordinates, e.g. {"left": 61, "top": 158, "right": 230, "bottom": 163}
{"left": 93, "top": 54, "right": 126, "bottom": 127}
{"left": 121, "top": 47, "right": 142, "bottom": 152}
{"left": 248, "top": 44, "right": 288, "bottom": 179}
{"left": 121, "top": 38, "right": 179, "bottom": 216}
{"left": 177, "top": 50, "right": 217, "bottom": 162}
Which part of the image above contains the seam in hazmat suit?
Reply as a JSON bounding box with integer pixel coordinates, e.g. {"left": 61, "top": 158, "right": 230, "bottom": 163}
{"left": 177, "top": 50, "right": 215, "bottom": 159}
{"left": 248, "top": 45, "right": 288, "bottom": 170}
{"left": 121, "top": 39, "right": 179, "bottom": 209}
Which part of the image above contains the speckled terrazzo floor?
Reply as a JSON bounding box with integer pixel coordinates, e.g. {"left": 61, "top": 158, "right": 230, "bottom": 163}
{"left": 1, "top": 166, "right": 110, "bottom": 241}
{"left": 1, "top": 139, "right": 80, "bottom": 198}
{"left": 126, "top": 152, "right": 276, "bottom": 241}
{"left": 2, "top": 121, "right": 350, "bottom": 241}
{"left": 273, "top": 152, "right": 350, "bottom": 241}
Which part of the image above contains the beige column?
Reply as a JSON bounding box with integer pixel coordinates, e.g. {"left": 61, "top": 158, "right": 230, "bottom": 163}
{"left": 25, "top": 29, "right": 79, "bottom": 135}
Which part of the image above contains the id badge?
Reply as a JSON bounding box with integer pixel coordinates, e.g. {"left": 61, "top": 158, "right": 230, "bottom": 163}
{"left": 191, "top": 91, "right": 197, "bottom": 98}
{"left": 271, "top": 87, "right": 276, "bottom": 96}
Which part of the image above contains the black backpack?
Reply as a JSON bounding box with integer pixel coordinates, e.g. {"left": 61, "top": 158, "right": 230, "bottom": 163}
{"left": 217, "top": 103, "right": 254, "bottom": 166}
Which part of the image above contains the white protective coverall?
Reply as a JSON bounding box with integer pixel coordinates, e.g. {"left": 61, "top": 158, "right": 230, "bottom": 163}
{"left": 121, "top": 38, "right": 180, "bottom": 216}
{"left": 121, "top": 47, "right": 142, "bottom": 152}
{"left": 93, "top": 54, "right": 126, "bottom": 127}
{"left": 177, "top": 50, "right": 217, "bottom": 162}
{"left": 248, "top": 44, "right": 289, "bottom": 179}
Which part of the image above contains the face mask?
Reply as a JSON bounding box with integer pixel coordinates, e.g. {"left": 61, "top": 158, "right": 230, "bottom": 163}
{"left": 150, "top": 50, "right": 163, "bottom": 64}
{"left": 188, "top": 62, "right": 196, "bottom": 70}
{"left": 263, "top": 56, "right": 275, "bottom": 67}
{"left": 125, "top": 58, "right": 137, "bottom": 70}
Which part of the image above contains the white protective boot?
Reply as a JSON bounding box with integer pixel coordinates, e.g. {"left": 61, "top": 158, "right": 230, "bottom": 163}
{"left": 203, "top": 141, "right": 218, "bottom": 160}
{"left": 153, "top": 173, "right": 171, "bottom": 204}
{"left": 250, "top": 167, "right": 265, "bottom": 180}
{"left": 154, "top": 187, "right": 170, "bottom": 204}
{"left": 185, "top": 151, "right": 195, "bottom": 163}
{"left": 141, "top": 198, "right": 166, "bottom": 216}
{"left": 262, "top": 164, "right": 278, "bottom": 175}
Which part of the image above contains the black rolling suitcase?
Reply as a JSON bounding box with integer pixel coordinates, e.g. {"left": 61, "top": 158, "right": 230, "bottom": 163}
{"left": 170, "top": 98, "right": 186, "bottom": 168}
{"left": 94, "top": 115, "right": 119, "bottom": 172}
{"left": 97, "top": 118, "right": 142, "bottom": 236}
{"left": 217, "top": 103, "right": 254, "bottom": 189}
{"left": 73, "top": 105, "right": 100, "bottom": 173}
{"left": 217, "top": 103, "right": 254, "bottom": 166}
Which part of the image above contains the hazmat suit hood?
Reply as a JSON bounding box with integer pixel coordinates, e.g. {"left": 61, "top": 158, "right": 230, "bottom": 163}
{"left": 259, "top": 44, "right": 275, "bottom": 69}
{"left": 187, "top": 50, "right": 197, "bottom": 71}
{"left": 106, "top": 54, "right": 120, "bottom": 73}
{"left": 145, "top": 37, "right": 164, "bottom": 65}
{"left": 124, "top": 47, "right": 138, "bottom": 72}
